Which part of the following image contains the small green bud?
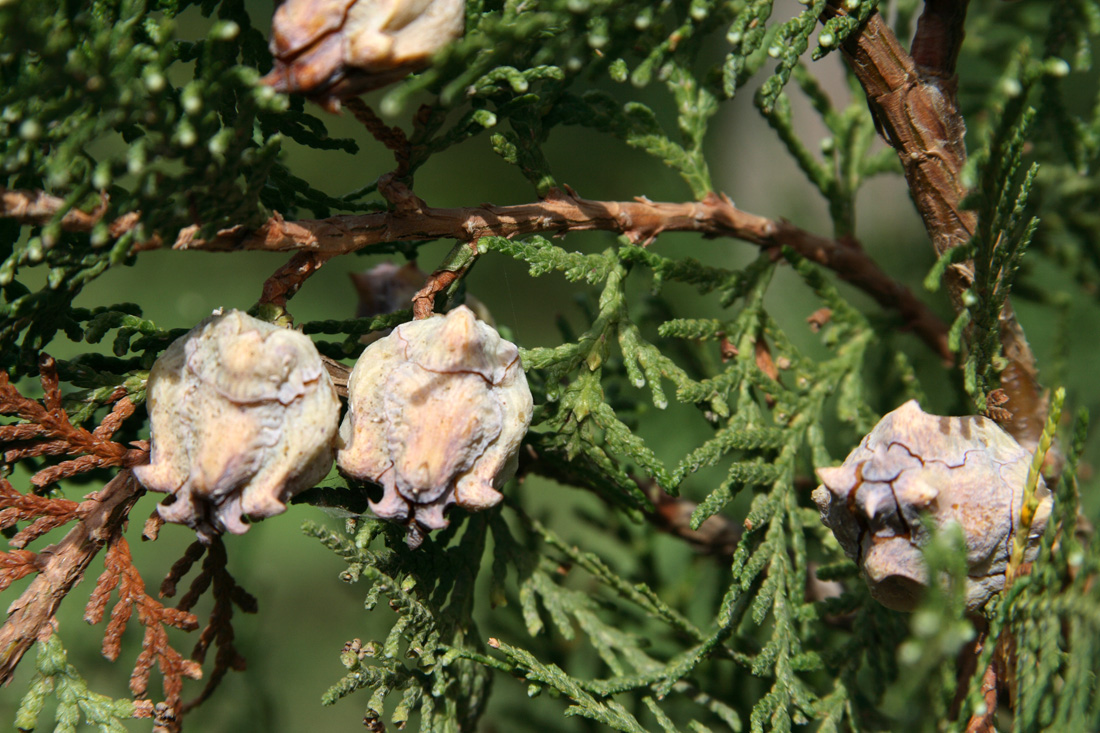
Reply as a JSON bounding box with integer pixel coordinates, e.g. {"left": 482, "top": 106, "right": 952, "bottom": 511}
{"left": 208, "top": 129, "right": 232, "bottom": 157}
{"left": 91, "top": 222, "right": 110, "bottom": 248}
{"left": 911, "top": 609, "right": 939, "bottom": 637}
{"left": 143, "top": 67, "right": 166, "bottom": 93}
{"left": 1000, "top": 78, "right": 1023, "bottom": 98}
{"left": 18, "top": 119, "right": 42, "bottom": 141}
{"left": 127, "top": 145, "right": 146, "bottom": 175}
{"left": 473, "top": 109, "right": 497, "bottom": 128}
{"left": 26, "top": 238, "right": 44, "bottom": 263}
{"left": 211, "top": 20, "right": 239, "bottom": 41}
{"left": 182, "top": 85, "right": 203, "bottom": 115}
{"left": 1045, "top": 58, "right": 1071, "bottom": 77}
{"left": 92, "top": 162, "right": 111, "bottom": 190}
{"left": 176, "top": 121, "right": 197, "bottom": 148}
{"left": 609, "top": 58, "right": 628, "bottom": 82}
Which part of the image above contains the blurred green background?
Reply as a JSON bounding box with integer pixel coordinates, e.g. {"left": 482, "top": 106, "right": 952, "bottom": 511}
{"left": 3, "top": 1, "right": 1100, "bottom": 730}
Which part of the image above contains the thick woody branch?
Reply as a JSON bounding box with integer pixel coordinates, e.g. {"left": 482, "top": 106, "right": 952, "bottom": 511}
{"left": 827, "top": 7, "right": 973, "bottom": 259}
{"left": 0, "top": 470, "right": 144, "bottom": 685}
{"left": 0, "top": 186, "right": 951, "bottom": 361}
{"left": 829, "top": 3, "right": 1043, "bottom": 445}
{"left": 910, "top": 0, "right": 971, "bottom": 78}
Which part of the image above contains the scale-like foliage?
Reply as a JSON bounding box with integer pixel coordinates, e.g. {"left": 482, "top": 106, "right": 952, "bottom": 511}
{"left": 15, "top": 634, "right": 146, "bottom": 732}
{"left": 1, "top": 0, "right": 1099, "bottom": 731}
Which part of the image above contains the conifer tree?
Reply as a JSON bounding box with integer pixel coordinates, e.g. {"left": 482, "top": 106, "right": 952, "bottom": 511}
{"left": 1, "top": 0, "right": 1099, "bottom": 731}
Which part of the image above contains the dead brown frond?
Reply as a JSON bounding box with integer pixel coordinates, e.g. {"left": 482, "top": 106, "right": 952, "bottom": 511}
{"left": 0, "top": 476, "right": 81, "bottom": 548}
{"left": 0, "top": 355, "right": 147, "bottom": 489}
{"left": 167, "top": 537, "right": 258, "bottom": 712}
{"left": 82, "top": 532, "right": 258, "bottom": 720}
{"left": 85, "top": 533, "right": 202, "bottom": 716}
{"left": 0, "top": 353, "right": 257, "bottom": 723}
{"left": 344, "top": 97, "right": 411, "bottom": 177}
{"left": 0, "top": 470, "right": 145, "bottom": 685}
{"left": 0, "top": 548, "right": 39, "bottom": 591}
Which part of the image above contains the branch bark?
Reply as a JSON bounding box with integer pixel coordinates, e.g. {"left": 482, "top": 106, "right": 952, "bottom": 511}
{"left": 0, "top": 186, "right": 952, "bottom": 361}
{"left": 0, "top": 470, "right": 144, "bottom": 684}
{"left": 828, "top": 2, "right": 1043, "bottom": 446}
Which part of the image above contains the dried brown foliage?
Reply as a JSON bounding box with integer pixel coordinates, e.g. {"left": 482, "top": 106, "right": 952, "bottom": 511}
{"left": 165, "top": 537, "right": 258, "bottom": 712}
{"left": 0, "top": 475, "right": 80, "bottom": 548}
{"left": 0, "top": 547, "right": 38, "bottom": 592}
{"left": 0, "top": 354, "right": 146, "bottom": 488}
{"left": 0, "top": 361, "right": 259, "bottom": 729}
{"left": 84, "top": 535, "right": 202, "bottom": 707}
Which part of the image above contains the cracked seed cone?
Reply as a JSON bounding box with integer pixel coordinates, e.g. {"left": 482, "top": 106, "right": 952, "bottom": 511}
{"left": 135, "top": 310, "right": 340, "bottom": 541}
{"left": 812, "top": 400, "right": 1052, "bottom": 612}
{"left": 263, "top": 0, "right": 466, "bottom": 109}
{"left": 337, "top": 306, "right": 533, "bottom": 548}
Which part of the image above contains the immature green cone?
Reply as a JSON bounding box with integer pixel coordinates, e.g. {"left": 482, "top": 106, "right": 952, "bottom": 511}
{"left": 337, "top": 306, "right": 533, "bottom": 548}
{"left": 813, "top": 400, "right": 1052, "bottom": 612}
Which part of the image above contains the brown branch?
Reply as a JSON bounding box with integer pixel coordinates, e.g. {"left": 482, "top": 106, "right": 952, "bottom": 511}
{"left": 827, "top": 7, "right": 972, "bottom": 259}
{"left": 257, "top": 250, "right": 337, "bottom": 313}
{"left": 0, "top": 186, "right": 950, "bottom": 360}
{"left": 639, "top": 481, "right": 741, "bottom": 558}
{"left": 0, "top": 470, "right": 145, "bottom": 685}
{"left": 344, "top": 97, "right": 411, "bottom": 179}
{"left": 827, "top": 3, "right": 1043, "bottom": 446}
{"left": 910, "top": 0, "right": 971, "bottom": 79}
{"left": 964, "top": 663, "right": 998, "bottom": 733}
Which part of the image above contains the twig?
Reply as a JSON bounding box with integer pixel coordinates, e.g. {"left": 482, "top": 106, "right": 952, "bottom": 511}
{"left": 257, "top": 250, "right": 336, "bottom": 313}
{"left": 964, "top": 663, "right": 998, "bottom": 733}
{"left": 344, "top": 97, "right": 411, "bottom": 178}
{"left": 411, "top": 240, "right": 483, "bottom": 319}
{"left": 0, "top": 186, "right": 952, "bottom": 361}
{"left": 639, "top": 481, "right": 741, "bottom": 558}
{"left": 412, "top": 268, "right": 463, "bottom": 319}
{"left": 0, "top": 188, "right": 136, "bottom": 238}
{"left": 0, "top": 470, "right": 145, "bottom": 684}
{"left": 825, "top": 2, "right": 1043, "bottom": 445}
